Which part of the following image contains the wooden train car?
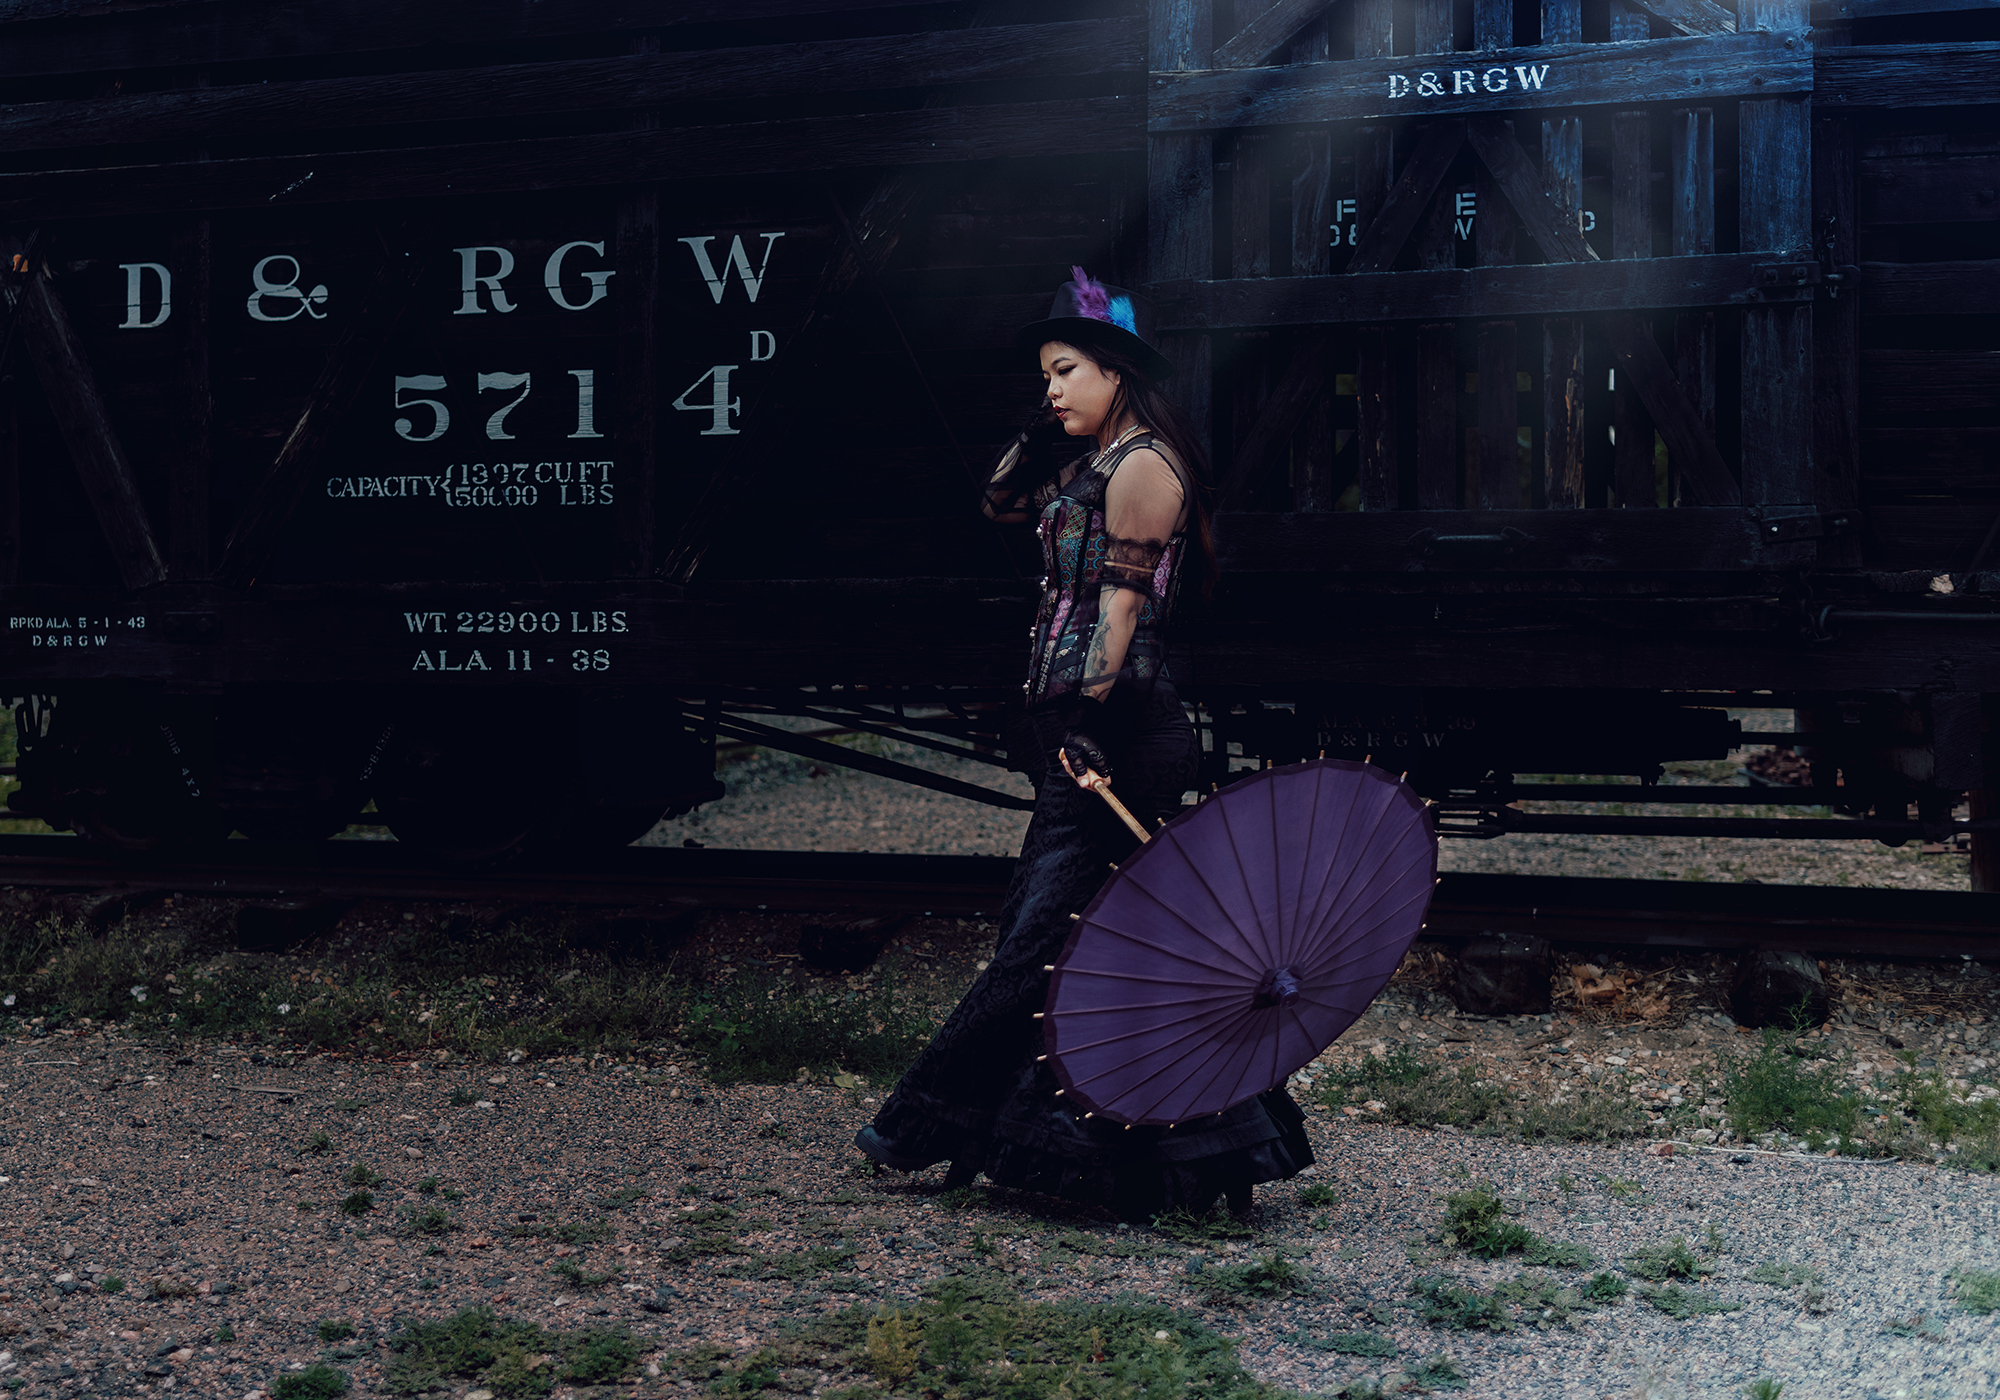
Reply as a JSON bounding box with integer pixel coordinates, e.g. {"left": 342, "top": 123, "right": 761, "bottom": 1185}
{"left": 0, "top": 0, "right": 1996, "bottom": 877}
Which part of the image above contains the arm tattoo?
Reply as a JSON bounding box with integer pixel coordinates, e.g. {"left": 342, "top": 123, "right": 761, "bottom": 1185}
{"left": 1099, "top": 530, "right": 1167, "bottom": 596}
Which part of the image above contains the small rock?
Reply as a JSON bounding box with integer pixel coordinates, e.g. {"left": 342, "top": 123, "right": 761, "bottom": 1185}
{"left": 475, "top": 1100, "right": 495, "bottom": 1110}
{"left": 1647, "top": 1142, "right": 1674, "bottom": 1157}
{"left": 488, "top": 1076, "right": 507, "bottom": 1086}
{"left": 1691, "top": 1128, "right": 1717, "bottom": 1144}
{"left": 467, "top": 1391, "right": 496, "bottom": 1400}
{"left": 168, "top": 1349, "right": 193, "bottom": 1363}
{"left": 404, "top": 1147, "right": 423, "bottom": 1160}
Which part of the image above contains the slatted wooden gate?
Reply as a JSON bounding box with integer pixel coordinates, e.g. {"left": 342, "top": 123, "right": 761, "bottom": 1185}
{"left": 1147, "top": 0, "right": 1841, "bottom": 575}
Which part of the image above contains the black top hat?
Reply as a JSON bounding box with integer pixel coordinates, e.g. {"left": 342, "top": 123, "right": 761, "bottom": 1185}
{"left": 1016, "top": 267, "right": 1175, "bottom": 383}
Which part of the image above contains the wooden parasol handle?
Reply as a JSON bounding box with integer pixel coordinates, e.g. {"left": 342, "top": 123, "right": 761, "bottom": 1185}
{"left": 1080, "top": 770, "right": 1152, "bottom": 843}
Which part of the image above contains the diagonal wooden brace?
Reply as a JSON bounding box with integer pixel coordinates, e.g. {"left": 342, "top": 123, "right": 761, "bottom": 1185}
{"left": 1212, "top": 0, "right": 1333, "bottom": 69}
{"left": 1346, "top": 120, "right": 1465, "bottom": 276}
{"left": 1466, "top": 116, "right": 1740, "bottom": 506}
{"left": 2, "top": 239, "right": 167, "bottom": 590}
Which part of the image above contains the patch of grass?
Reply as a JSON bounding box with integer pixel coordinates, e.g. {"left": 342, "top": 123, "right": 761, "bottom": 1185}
{"left": 1412, "top": 1271, "right": 1611, "bottom": 1333}
{"left": 1581, "top": 1272, "right": 1627, "bottom": 1302}
{"left": 753, "top": 1277, "right": 1305, "bottom": 1400}
{"left": 302, "top": 1131, "right": 332, "bottom": 1155}
{"left": 99, "top": 1275, "right": 124, "bottom": 1294}
{"left": 1622, "top": 1237, "right": 1707, "bottom": 1282}
{"left": 1743, "top": 1380, "right": 1784, "bottom": 1400}
{"left": 1746, "top": 1262, "right": 1816, "bottom": 1288}
{"left": 1188, "top": 1251, "right": 1311, "bottom": 1302}
{"left": 594, "top": 1185, "right": 647, "bottom": 1210}
{"left": 724, "top": 1245, "right": 860, "bottom": 1282}
{"left": 1437, "top": 1186, "right": 1590, "bottom": 1267}
{"left": 384, "top": 1307, "right": 641, "bottom": 1396}
{"left": 215, "top": 1323, "right": 236, "bottom": 1344}
{"left": 331, "top": 1099, "right": 363, "bottom": 1113}
{"left": 447, "top": 1087, "right": 477, "bottom": 1106}
{"left": 1896, "top": 1068, "right": 2000, "bottom": 1150}
{"left": 1953, "top": 1267, "right": 2000, "bottom": 1314}
{"left": 1288, "top": 1330, "right": 1395, "bottom": 1357}
{"left": 295, "top": 1199, "right": 318, "bottom": 1213}
{"left": 1635, "top": 1283, "right": 1740, "bottom": 1319}
{"left": 414, "top": 1176, "right": 439, "bottom": 1195}
{"left": 1595, "top": 1174, "right": 1647, "bottom": 1202}
{"left": 680, "top": 970, "right": 937, "bottom": 1084}
{"left": 338, "top": 1190, "right": 374, "bottom": 1216}
{"left": 1152, "top": 1207, "right": 1257, "bottom": 1245}
{"left": 1724, "top": 1012, "right": 1861, "bottom": 1152}
{"left": 507, "top": 1218, "right": 613, "bottom": 1247}
{"left": 1297, "top": 1182, "right": 1339, "bottom": 1208}
{"left": 1405, "top": 1354, "right": 1469, "bottom": 1392}
{"left": 1409, "top": 1275, "right": 1514, "bottom": 1331}
{"left": 1882, "top": 1315, "right": 1945, "bottom": 1341}
{"left": 550, "top": 1260, "right": 617, "bottom": 1288}
{"left": 1512, "top": 1092, "right": 1648, "bottom": 1144}
{"left": 756, "top": 1121, "right": 791, "bottom": 1140}
{"left": 317, "top": 1320, "right": 357, "bottom": 1343}
{"left": 343, "top": 1162, "right": 383, "bottom": 1188}
{"left": 400, "top": 1203, "right": 457, "bottom": 1237}
{"left": 271, "top": 1364, "right": 349, "bottom": 1399}
{"left": 1319, "top": 1047, "right": 1510, "bottom": 1132}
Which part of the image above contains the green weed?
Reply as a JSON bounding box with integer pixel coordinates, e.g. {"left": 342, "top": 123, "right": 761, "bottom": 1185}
{"left": 1882, "top": 1315, "right": 1944, "bottom": 1340}
{"left": 1622, "top": 1237, "right": 1707, "bottom": 1282}
{"left": 400, "top": 1203, "right": 457, "bottom": 1237}
{"left": 316, "top": 1320, "right": 356, "bottom": 1343}
{"left": 1189, "top": 1251, "right": 1311, "bottom": 1302}
{"left": 1746, "top": 1262, "right": 1816, "bottom": 1288}
{"left": 1724, "top": 1013, "right": 1860, "bottom": 1152}
{"left": 1954, "top": 1267, "right": 2000, "bottom": 1314}
{"left": 1744, "top": 1379, "right": 1785, "bottom": 1400}
{"left": 1581, "top": 1272, "right": 1627, "bottom": 1302}
{"left": 507, "top": 1218, "right": 613, "bottom": 1247}
{"left": 1513, "top": 1092, "right": 1648, "bottom": 1144}
{"left": 679, "top": 970, "right": 936, "bottom": 1084}
{"left": 447, "top": 1087, "right": 477, "bottom": 1106}
{"left": 215, "top": 1324, "right": 236, "bottom": 1344}
{"left": 1152, "top": 1206, "right": 1257, "bottom": 1244}
{"left": 270, "top": 1364, "right": 349, "bottom": 1399}
{"left": 550, "top": 1260, "right": 617, "bottom": 1288}
{"left": 1405, "top": 1354, "right": 1469, "bottom": 1392}
{"left": 1319, "top": 1047, "right": 1510, "bottom": 1132}
{"left": 1437, "top": 1185, "right": 1590, "bottom": 1266}
{"left": 343, "top": 1162, "right": 383, "bottom": 1189}
{"left": 414, "top": 1176, "right": 439, "bottom": 1195}
{"left": 383, "top": 1306, "right": 640, "bottom": 1395}
{"left": 99, "top": 1275, "right": 123, "bottom": 1294}
{"left": 1408, "top": 1276, "right": 1514, "bottom": 1331}
{"left": 1288, "top": 1330, "right": 1395, "bottom": 1357}
{"left": 1297, "top": 1182, "right": 1339, "bottom": 1208}
{"left": 593, "top": 1185, "right": 647, "bottom": 1210}
{"left": 338, "top": 1191, "right": 373, "bottom": 1216}
{"left": 302, "top": 1131, "right": 331, "bottom": 1155}
{"left": 1636, "top": 1283, "right": 1740, "bottom": 1319}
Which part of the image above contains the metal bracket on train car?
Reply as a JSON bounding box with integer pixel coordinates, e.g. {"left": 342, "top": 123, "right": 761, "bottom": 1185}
{"left": 1744, "top": 262, "right": 1853, "bottom": 302}
{"left": 1745, "top": 505, "right": 1825, "bottom": 545}
{"left": 1405, "top": 526, "right": 1531, "bottom": 566}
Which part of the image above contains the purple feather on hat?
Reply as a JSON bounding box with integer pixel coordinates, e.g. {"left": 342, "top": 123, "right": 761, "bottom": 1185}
{"left": 1070, "top": 266, "right": 1111, "bottom": 323}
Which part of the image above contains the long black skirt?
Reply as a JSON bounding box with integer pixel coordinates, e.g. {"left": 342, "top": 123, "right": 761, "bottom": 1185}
{"left": 858, "top": 680, "right": 1314, "bottom": 1220}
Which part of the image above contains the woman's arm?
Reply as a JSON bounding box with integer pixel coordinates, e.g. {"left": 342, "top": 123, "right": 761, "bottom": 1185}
{"left": 1079, "top": 448, "right": 1186, "bottom": 699}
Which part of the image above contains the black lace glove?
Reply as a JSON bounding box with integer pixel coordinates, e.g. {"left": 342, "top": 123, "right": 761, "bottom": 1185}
{"left": 982, "top": 399, "right": 1074, "bottom": 514}
{"left": 1060, "top": 694, "right": 1117, "bottom": 781}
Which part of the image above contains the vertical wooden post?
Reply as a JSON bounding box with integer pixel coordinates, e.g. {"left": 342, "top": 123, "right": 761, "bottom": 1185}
{"left": 170, "top": 218, "right": 211, "bottom": 580}
{"left": 1229, "top": 127, "right": 1270, "bottom": 500}
{"left": 1473, "top": 0, "right": 1511, "bottom": 50}
{"left": 1474, "top": 125, "right": 1517, "bottom": 510}
{"left": 1612, "top": 108, "right": 1656, "bottom": 508}
{"left": 1671, "top": 107, "right": 1717, "bottom": 510}
{"left": 1608, "top": 1, "right": 1648, "bottom": 40}
{"left": 1540, "top": 0, "right": 1580, "bottom": 45}
{"left": 1150, "top": 0, "right": 1214, "bottom": 453}
{"left": 1408, "top": 7, "right": 1455, "bottom": 510}
{"left": 1289, "top": 9, "right": 1335, "bottom": 511}
{"left": 0, "top": 359, "right": 16, "bottom": 585}
{"left": 1355, "top": 119, "right": 1397, "bottom": 511}
{"left": 1738, "top": 0, "right": 1813, "bottom": 506}
{"left": 1414, "top": 0, "right": 1452, "bottom": 52}
{"left": 1813, "top": 14, "right": 1860, "bottom": 563}
{"left": 1543, "top": 116, "right": 1585, "bottom": 510}
{"left": 615, "top": 188, "right": 659, "bottom": 577}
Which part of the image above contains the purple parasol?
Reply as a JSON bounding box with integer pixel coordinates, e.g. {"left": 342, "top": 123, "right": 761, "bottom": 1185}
{"left": 1042, "top": 760, "right": 1437, "bottom": 1126}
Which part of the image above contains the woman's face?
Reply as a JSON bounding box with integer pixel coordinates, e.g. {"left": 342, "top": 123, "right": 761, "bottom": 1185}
{"left": 1039, "top": 342, "right": 1122, "bottom": 439}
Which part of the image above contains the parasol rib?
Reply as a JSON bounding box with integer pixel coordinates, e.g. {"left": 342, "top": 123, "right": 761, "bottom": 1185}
{"left": 1066, "top": 916, "right": 1266, "bottom": 982}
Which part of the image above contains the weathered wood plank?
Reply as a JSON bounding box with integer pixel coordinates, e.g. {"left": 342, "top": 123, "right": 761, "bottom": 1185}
{"left": 1287, "top": 3, "right": 1337, "bottom": 512}
{"left": 1213, "top": 507, "right": 1802, "bottom": 572}
{"left": 1543, "top": 115, "right": 1585, "bottom": 509}
{"left": 1155, "top": 252, "right": 1813, "bottom": 328}
{"left": 0, "top": 0, "right": 957, "bottom": 80}
{"left": 1415, "top": 0, "right": 1451, "bottom": 53}
{"left": 1213, "top": 0, "right": 1330, "bottom": 69}
{"left": 1814, "top": 105, "right": 1861, "bottom": 558}
{"left": 1473, "top": 0, "right": 1511, "bottom": 51}
{"left": 1353, "top": 0, "right": 1394, "bottom": 59}
{"left": 1860, "top": 350, "right": 2000, "bottom": 415}
{"left": 1606, "top": 315, "right": 1740, "bottom": 506}
{"left": 1466, "top": 115, "right": 1596, "bottom": 264}
{"left": 2, "top": 244, "right": 167, "bottom": 591}
{"left": 1152, "top": 0, "right": 1214, "bottom": 455}
{"left": 1671, "top": 106, "right": 1717, "bottom": 512}
{"left": 169, "top": 219, "right": 211, "bottom": 580}
{"left": 1148, "top": 33, "right": 1813, "bottom": 133}
{"left": 1860, "top": 151, "right": 2000, "bottom": 226}
{"left": 0, "top": 19, "right": 1148, "bottom": 153}
{"left": 214, "top": 230, "right": 427, "bottom": 590}
{"left": 1347, "top": 121, "right": 1463, "bottom": 276}
{"left": 1862, "top": 260, "right": 2000, "bottom": 316}
{"left": 1627, "top": 0, "right": 1735, "bottom": 36}
{"left": 1474, "top": 120, "right": 1518, "bottom": 512}
{"left": 1609, "top": 0, "right": 1650, "bottom": 41}
{"left": 1416, "top": 323, "right": 1457, "bottom": 509}
{"left": 1541, "top": 0, "right": 1582, "bottom": 45}
{"left": 0, "top": 98, "right": 1144, "bottom": 222}
{"left": 1231, "top": 131, "right": 1271, "bottom": 279}
{"left": 1354, "top": 120, "right": 1397, "bottom": 510}
{"left": 1859, "top": 429, "right": 2000, "bottom": 493}
{"left": 1817, "top": 44, "right": 2000, "bottom": 110}
{"left": 1218, "top": 335, "right": 1331, "bottom": 509}
{"left": 1612, "top": 110, "right": 1656, "bottom": 509}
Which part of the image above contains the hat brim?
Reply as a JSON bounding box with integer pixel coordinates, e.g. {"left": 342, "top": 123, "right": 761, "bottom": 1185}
{"left": 1018, "top": 316, "right": 1176, "bottom": 384}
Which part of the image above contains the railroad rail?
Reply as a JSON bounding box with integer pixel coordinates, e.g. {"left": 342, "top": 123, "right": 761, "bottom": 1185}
{"left": 0, "top": 836, "right": 1992, "bottom": 962}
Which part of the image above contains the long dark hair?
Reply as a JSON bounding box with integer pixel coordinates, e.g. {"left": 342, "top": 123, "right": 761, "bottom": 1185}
{"left": 1076, "top": 339, "right": 1220, "bottom": 598}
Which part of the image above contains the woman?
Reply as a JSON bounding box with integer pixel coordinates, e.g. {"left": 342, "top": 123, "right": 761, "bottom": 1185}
{"left": 853, "top": 270, "right": 1313, "bottom": 1220}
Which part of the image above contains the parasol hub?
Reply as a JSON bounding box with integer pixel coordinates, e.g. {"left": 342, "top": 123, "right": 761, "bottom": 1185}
{"left": 1257, "top": 967, "right": 1302, "bottom": 1009}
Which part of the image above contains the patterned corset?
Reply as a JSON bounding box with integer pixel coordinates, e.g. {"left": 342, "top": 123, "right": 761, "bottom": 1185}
{"left": 1025, "top": 433, "right": 1185, "bottom": 705}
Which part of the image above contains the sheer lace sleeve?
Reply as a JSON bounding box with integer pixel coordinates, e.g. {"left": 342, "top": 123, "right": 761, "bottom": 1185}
{"left": 1099, "top": 448, "right": 1186, "bottom": 595}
